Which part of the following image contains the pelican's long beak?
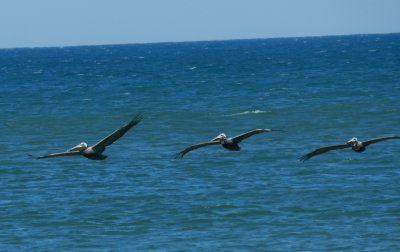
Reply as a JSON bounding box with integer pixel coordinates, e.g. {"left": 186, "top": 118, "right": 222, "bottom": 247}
{"left": 212, "top": 134, "right": 226, "bottom": 142}
{"left": 212, "top": 136, "right": 221, "bottom": 142}
{"left": 69, "top": 143, "right": 87, "bottom": 152}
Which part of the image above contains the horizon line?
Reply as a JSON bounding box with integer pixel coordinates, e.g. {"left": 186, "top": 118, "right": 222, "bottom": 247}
{"left": 1, "top": 31, "right": 399, "bottom": 50}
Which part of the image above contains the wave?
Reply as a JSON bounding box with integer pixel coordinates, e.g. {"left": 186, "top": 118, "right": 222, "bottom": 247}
{"left": 227, "top": 110, "right": 270, "bottom": 116}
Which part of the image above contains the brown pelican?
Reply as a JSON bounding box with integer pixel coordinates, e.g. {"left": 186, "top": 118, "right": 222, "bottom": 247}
{"left": 300, "top": 136, "right": 400, "bottom": 161}
{"left": 30, "top": 115, "right": 142, "bottom": 160}
{"left": 175, "top": 129, "right": 278, "bottom": 158}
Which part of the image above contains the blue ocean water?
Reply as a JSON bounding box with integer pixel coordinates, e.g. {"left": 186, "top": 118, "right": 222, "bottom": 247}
{"left": 1, "top": 34, "right": 400, "bottom": 251}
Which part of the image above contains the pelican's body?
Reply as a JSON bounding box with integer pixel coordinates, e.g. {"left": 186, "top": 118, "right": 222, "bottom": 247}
{"left": 300, "top": 136, "right": 400, "bottom": 161}
{"left": 81, "top": 146, "right": 107, "bottom": 160}
{"left": 221, "top": 138, "right": 241, "bottom": 151}
{"left": 349, "top": 137, "right": 366, "bottom": 152}
{"left": 176, "top": 129, "right": 277, "bottom": 158}
{"left": 30, "top": 115, "right": 142, "bottom": 160}
{"left": 212, "top": 133, "right": 241, "bottom": 151}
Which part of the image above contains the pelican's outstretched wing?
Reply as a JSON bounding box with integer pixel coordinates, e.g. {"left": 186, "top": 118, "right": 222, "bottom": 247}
{"left": 363, "top": 136, "right": 400, "bottom": 147}
{"left": 92, "top": 115, "right": 142, "bottom": 152}
{"left": 175, "top": 141, "right": 220, "bottom": 158}
{"left": 29, "top": 150, "right": 81, "bottom": 159}
{"left": 232, "top": 129, "right": 273, "bottom": 143}
{"left": 300, "top": 144, "right": 350, "bottom": 162}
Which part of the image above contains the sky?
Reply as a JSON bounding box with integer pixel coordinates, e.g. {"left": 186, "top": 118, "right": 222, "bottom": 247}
{"left": 1, "top": 0, "right": 400, "bottom": 48}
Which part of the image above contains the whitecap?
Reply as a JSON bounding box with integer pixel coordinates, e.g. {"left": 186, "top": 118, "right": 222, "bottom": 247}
{"left": 227, "top": 110, "right": 270, "bottom": 116}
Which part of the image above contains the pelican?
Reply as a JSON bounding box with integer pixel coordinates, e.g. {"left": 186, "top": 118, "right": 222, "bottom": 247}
{"left": 175, "top": 129, "right": 278, "bottom": 158}
{"left": 300, "top": 136, "right": 400, "bottom": 161}
{"left": 30, "top": 115, "right": 142, "bottom": 160}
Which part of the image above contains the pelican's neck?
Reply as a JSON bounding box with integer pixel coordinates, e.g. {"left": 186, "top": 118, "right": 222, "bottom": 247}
{"left": 218, "top": 138, "right": 227, "bottom": 143}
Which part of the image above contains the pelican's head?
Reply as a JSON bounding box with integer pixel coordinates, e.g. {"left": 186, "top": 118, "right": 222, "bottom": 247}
{"left": 212, "top": 133, "right": 227, "bottom": 142}
{"left": 347, "top": 137, "right": 358, "bottom": 145}
{"left": 69, "top": 142, "right": 88, "bottom": 152}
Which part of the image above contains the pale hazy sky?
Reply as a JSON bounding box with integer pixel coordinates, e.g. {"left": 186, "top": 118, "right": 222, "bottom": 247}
{"left": 1, "top": 0, "right": 399, "bottom": 48}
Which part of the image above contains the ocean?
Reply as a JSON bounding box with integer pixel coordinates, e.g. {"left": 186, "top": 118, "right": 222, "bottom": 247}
{"left": 1, "top": 33, "right": 399, "bottom": 251}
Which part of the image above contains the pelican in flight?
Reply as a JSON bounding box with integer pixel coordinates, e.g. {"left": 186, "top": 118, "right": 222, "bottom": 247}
{"left": 30, "top": 115, "right": 142, "bottom": 160}
{"left": 175, "top": 129, "right": 278, "bottom": 158}
{"left": 300, "top": 136, "right": 400, "bottom": 161}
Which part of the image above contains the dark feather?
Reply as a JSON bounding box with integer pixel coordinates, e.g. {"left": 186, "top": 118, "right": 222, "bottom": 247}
{"left": 29, "top": 151, "right": 81, "bottom": 159}
{"left": 231, "top": 129, "right": 273, "bottom": 143}
{"left": 92, "top": 114, "right": 142, "bottom": 152}
{"left": 175, "top": 141, "right": 220, "bottom": 158}
{"left": 362, "top": 136, "right": 400, "bottom": 147}
{"left": 300, "top": 144, "right": 350, "bottom": 162}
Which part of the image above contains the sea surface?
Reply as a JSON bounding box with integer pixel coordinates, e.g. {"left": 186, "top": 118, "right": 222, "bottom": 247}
{"left": 1, "top": 34, "right": 400, "bottom": 251}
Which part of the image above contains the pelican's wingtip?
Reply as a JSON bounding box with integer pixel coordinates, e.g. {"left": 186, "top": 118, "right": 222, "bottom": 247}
{"left": 174, "top": 153, "right": 184, "bottom": 159}
{"left": 28, "top": 154, "right": 38, "bottom": 159}
{"left": 298, "top": 155, "right": 309, "bottom": 162}
{"left": 133, "top": 113, "right": 144, "bottom": 121}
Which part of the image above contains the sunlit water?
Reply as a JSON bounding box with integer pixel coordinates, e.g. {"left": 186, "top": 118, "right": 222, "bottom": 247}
{"left": 1, "top": 34, "right": 400, "bottom": 250}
